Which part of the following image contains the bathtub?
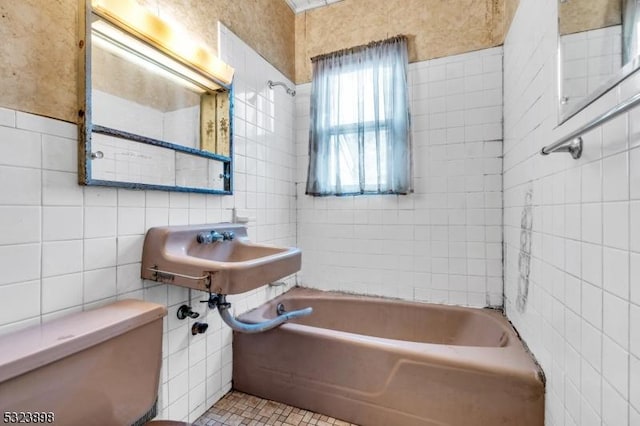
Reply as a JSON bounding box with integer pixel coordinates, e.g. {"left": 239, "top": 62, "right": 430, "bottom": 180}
{"left": 233, "top": 288, "right": 544, "bottom": 426}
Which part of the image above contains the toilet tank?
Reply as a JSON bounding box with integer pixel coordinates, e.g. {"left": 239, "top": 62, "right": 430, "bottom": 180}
{"left": 0, "top": 300, "right": 167, "bottom": 426}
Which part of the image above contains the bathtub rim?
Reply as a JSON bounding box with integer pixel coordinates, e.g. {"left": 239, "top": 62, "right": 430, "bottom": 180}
{"left": 237, "top": 287, "right": 545, "bottom": 387}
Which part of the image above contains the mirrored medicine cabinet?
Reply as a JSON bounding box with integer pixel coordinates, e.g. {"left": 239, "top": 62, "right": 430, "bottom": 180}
{"left": 558, "top": 0, "right": 640, "bottom": 123}
{"left": 78, "top": 0, "right": 235, "bottom": 194}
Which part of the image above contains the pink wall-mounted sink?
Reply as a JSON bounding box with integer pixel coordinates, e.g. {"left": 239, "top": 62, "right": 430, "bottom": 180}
{"left": 141, "top": 224, "right": 301, "bottom": 294}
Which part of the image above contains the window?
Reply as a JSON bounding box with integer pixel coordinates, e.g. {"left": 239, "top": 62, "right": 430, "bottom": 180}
{"left": 305, "top": 36, "right": 412, "bottom": 196}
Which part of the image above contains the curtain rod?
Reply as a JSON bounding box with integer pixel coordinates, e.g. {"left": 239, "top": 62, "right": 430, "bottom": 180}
{"left": 310, "top": 34, "right": 407, "bottom": 63}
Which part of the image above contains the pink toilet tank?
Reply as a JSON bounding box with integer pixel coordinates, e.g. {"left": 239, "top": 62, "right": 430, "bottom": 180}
{"left": 0, "top": 300, "right": 171, "bottom": 426}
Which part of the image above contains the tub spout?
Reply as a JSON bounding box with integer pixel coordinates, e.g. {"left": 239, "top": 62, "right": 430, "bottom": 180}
{"left": 209, "top": 294, "right": 312, "bottom": 334}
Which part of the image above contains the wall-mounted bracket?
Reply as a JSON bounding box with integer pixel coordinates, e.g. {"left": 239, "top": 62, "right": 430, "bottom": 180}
{"left": 541, "top": 136, "right": 582, "bottom": 159}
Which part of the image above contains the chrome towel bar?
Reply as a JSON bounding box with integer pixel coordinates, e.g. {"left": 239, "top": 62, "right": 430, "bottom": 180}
{"left": 541, "top": 90, "right": 640, "bottom": 159}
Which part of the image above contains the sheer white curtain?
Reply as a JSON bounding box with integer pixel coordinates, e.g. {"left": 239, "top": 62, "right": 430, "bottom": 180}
{"left": 305, "top": 36, "right": 412, "bottom": 196}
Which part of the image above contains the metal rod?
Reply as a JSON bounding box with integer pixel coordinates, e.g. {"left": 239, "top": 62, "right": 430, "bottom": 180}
{"left": 267, "top": 80, "right": 296, "bottom": 96}
{"left": 146, "top": 267, "right": 209, "bottom": 281}
{"left": 541, "top": 90, "right": 640, "bottom": 158}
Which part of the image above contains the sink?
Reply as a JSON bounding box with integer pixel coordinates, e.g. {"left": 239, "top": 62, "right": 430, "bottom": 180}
{"left": 141, "top": 224, "right": 301, "bottom": 294}
{"left": 186, "top": 242, "right": 286, "bottom": 263}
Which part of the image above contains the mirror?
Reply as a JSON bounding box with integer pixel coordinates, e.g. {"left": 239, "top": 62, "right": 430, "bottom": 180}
{"left": 558, "top": 0, "right": 640, "bottom": 122}
{"left": 79, "top": 0, "right": 234, "bottom": 194}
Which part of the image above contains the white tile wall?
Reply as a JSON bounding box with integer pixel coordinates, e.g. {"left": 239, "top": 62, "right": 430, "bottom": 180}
{"left": 503, "top": 1, "right": 640, "bottom": 424}
{"left": 560, "top": 26, "right": 622, "bottom": 117}
{"left": 6, "top": 3, "right": 637, "bottom": 424}
{"left": 0, "top": 25, "right": 296, "bottom": 423}
{"left": 295, "top": 47, "right": 504, "bottom": 307}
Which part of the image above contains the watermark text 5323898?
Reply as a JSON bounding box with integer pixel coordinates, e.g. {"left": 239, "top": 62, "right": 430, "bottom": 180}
{"left": 3, "top": 412, "right": 55, "bottom": 424}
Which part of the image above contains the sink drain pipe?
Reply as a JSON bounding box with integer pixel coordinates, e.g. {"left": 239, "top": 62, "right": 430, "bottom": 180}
{"left": 204, "top": 293, "right": 312, "bottom": 334}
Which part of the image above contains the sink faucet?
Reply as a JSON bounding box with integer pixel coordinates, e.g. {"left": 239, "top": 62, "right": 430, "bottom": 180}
{"left": 196, "top": 230, "right": 234, "bottom": 244}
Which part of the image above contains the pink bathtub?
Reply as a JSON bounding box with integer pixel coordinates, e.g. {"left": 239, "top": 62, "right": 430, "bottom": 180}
{"left": 233, "top": 287, "right": 544, "bottom": 426}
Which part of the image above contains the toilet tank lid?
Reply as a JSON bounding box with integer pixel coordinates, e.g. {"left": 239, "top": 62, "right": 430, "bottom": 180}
{"left": 0, "top": 299, "right": 167, "bottom": 383}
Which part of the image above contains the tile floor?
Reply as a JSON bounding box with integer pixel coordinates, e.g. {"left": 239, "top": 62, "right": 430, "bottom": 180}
{"left": 194, "top": 391, "right": 358, "bottom": 426}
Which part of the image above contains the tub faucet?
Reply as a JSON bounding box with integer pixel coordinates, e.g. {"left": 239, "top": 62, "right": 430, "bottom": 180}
{"left": 196, "top": 230, "right": 234, "bottom": 244}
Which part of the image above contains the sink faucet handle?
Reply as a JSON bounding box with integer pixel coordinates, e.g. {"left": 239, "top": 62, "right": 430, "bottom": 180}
{"left": 196, "top": 231, "right": 211, "bottom": 244}
{"left": 197, "top": 230, "right": 224, "bottom": 244}
{"left": 222, "top": 231, "right": 235, "bottom": 241}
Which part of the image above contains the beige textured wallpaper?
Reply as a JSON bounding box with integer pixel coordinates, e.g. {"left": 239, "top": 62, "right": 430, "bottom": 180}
{"left": 0, "top": 0, "right": 294, "bottom": 123}
{"left": 148, "top": 0, "right": 295, "bottom": 80}
{"left": 0, "top": 0, "right": 79, "bottom": 123}
{"left": 294, "top": 0, "right": 509, "bottom": 83}
{"left": 0, "top": 0, "right": 523, "bottom": 121}
{"left": 559, "top": 0, "right": 621, "bottom": 35}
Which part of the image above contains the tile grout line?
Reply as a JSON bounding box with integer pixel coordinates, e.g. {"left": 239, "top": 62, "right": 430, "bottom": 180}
{"left": 627, "top": 109, "right": 632, "bottom": 425}
{"left": 39, "top": 128, "right": 44, "bottom": 326}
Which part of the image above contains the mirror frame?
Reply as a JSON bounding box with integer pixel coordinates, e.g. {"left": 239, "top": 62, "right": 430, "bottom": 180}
{"left": 78, "top": 0, "right": 234, "bottom": 194}
{"left": 558, "top": 1, "right": 640, "bottom": 124}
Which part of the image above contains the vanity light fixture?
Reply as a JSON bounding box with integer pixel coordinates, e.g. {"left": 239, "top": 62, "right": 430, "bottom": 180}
{"left": 91, "top": 0, "right": 234, "bottom": 90}
{"left": 91, "top": 21, "right": 208, "bottom": 93}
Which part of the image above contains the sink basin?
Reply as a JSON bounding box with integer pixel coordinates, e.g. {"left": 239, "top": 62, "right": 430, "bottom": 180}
{"left": 186, "top": 242, "right": 286, "bottom": 263}
{"left": 141, "top": 224, "right": 301, "bottom": 294}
